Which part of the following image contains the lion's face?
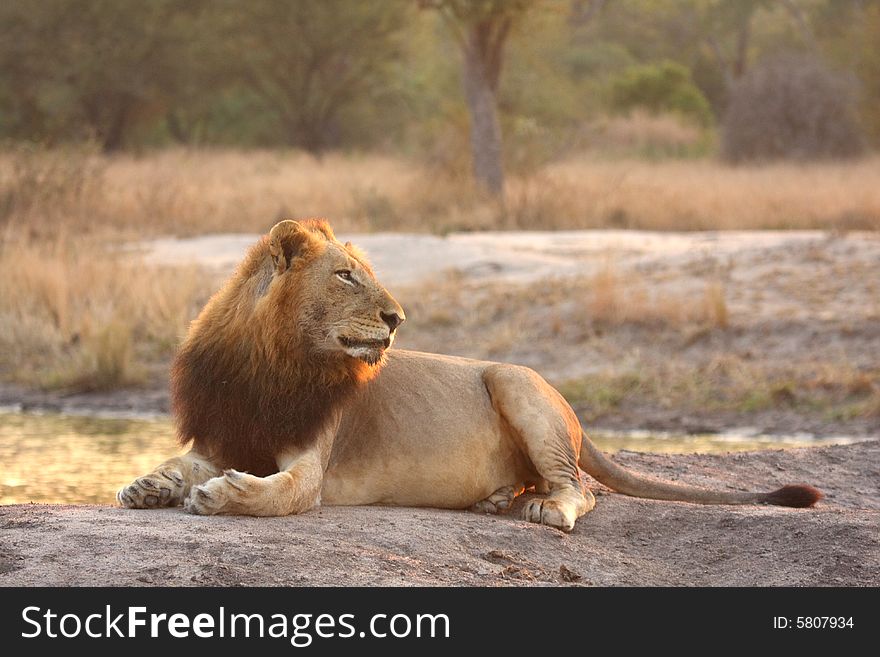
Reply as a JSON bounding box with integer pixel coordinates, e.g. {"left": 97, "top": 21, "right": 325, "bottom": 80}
{"left": 299, "top": 237, "right": 405, "bottom": 366}
{"left": 267, "top": 220, "right": 405, "bottom": 366}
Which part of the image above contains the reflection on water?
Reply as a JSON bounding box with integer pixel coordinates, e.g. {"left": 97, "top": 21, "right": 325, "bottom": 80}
{"left": 0, "top": 412, "right": 183, "bottom": 505}
{"left": 0, "top": 412, "right": 860, "bottom": 505}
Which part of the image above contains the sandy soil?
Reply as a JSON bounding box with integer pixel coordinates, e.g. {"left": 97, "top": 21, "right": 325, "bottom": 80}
{"left": 2, "top": 441, "right": 877, "bottom": 586}
{"left": 142, "top": 229, "right": 878, "bottom": 290}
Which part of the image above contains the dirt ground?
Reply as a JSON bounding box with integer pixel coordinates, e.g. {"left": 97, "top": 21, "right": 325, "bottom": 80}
{"left": 2, "top": 441, "right": 877, "bottom": 587}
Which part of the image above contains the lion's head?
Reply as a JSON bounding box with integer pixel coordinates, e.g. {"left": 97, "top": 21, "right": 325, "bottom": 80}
{"left": 172, "top": 218, "right": 405, "bottom": 475}
{"left": 263, "top": 219, "right": 404, "bottom": 368}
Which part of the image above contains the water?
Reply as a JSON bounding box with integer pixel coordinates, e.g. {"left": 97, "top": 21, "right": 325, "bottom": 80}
{"left": 0, "top": 413, "right": 184, "bottom": 505}
{"left": 0, "top": 412, "right": 861, "bottom": 505}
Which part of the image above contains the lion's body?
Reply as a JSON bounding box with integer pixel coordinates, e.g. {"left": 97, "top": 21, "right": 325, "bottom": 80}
{"left": 324, "top": 350, "right": 536, "bottom": 509}
{"left": 118, "top": 219, "right": 822, "bottom": 531}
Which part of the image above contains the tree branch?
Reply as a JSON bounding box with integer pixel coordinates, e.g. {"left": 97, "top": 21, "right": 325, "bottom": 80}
{"left": 780, "top": 0, "right": 816, "bottom": 49}
{"left": 706, "top": 35, "right": 735, "bottom": 89}
{"left": 568, "top": 0, "right": 607, "bottom": 27}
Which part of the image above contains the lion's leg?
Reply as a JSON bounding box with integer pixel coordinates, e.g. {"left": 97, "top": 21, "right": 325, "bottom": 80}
{"left": 522, "top": 485, "right": 595, "bottom": 532}
{"left": 471, "top": 483, "right": 525, "bottom": 514}
{"left": 483, "top": 365, "right": 594, "bottom": 532}
{"left": 117, "top": 449, "right": 220, "bottom": 509}
{"left": 183, "top": 444, "right": 324, "bottom": 517}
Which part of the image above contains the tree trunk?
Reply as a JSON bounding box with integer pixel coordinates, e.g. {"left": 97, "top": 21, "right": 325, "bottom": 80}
{"left": 461, "top": 24, "right": 505, "bottom": 197}
{"left": 732, "top": 16, "right": 752, "bottom": 79}
{"left": 166, "top": 111, "right": 190, "bottom": 145}
{"left": 289, "top": 116, "right": 327, "bottom": 156}
{"left": 99, "top": 100, "right": 131, "bottom": 153}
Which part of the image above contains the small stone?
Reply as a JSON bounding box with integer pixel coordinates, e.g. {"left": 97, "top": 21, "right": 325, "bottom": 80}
{"left": 559, "top": 565, "right": 582, "bottom": 582}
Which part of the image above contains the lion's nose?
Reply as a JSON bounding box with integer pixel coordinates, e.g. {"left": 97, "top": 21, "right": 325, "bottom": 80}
{"left": 380, "top": 311, "right": 404, "bottom": 331}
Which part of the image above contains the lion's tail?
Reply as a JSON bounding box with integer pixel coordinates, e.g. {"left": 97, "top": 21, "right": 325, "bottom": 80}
{"left": 578, "top": 432, "right": 822, "bottom": 508}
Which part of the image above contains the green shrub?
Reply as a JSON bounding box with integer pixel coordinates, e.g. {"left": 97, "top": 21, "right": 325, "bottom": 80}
{"left": 609, "top": 61, "right": 713, "bottom": 127}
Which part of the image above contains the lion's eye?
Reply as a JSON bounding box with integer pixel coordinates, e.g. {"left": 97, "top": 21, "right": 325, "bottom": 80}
{"left": 336, "top": 270, "right": 356, "bottom": 286}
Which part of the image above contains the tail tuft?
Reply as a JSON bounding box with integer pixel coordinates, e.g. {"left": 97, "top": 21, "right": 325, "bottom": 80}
{"left": 762, "top": 484, "right": 823, "bottom": 508}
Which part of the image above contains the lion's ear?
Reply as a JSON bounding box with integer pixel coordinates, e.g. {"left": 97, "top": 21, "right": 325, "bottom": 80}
{"left": 268, "top": 220, "right": 314, "bottom": 274}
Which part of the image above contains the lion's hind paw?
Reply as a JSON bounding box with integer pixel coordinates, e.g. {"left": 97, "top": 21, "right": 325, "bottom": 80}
{"left": 471, "top": 484, "right": 523, "bottom": 515}
{"left": 522, "top": 497, "right": 578, "bottom": 532}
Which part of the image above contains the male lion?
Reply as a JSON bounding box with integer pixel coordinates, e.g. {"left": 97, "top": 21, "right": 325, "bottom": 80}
{"left": 118, "top": 219, "right": 821, "bottom": 531}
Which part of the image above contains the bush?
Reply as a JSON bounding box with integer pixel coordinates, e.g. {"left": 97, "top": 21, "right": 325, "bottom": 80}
{"left": 721, "top": 53, "right": 865, "bottom": 163}
{"left": 609, "top": 61, "right": 713, "bottom": 127}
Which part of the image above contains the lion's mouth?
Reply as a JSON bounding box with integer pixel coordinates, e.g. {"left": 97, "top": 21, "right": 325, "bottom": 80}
{"left": 337, "top": 336, "right": 392, "bottom": 350}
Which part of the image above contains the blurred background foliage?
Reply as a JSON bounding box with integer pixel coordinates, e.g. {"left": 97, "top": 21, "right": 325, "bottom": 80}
{"left": 0, "top": 0, "right": 877, "bottom": 165}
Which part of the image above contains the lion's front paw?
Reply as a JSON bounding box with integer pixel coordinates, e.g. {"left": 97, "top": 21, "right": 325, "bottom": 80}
{"left": 183, "top": 469, "right": 261, "bottom": 516}
{"left": 117, "top": 468, "right": 186, "bottom": 509}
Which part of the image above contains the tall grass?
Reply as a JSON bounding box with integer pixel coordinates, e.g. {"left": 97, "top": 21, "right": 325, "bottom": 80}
{"left": 0, "top": 143, "right": 106, "bottom": 224}
{"left": 539, "top": 156, "right": 880, "bottom": 231}
{"left": 1, "top": 145, "right": 878, "bottom": 235}
{"left": 0, "top": 232, "right": 213, "bottom": 390}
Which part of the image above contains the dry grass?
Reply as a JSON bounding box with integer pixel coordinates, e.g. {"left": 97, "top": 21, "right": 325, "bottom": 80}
{"left": 0, "top": 145, "right": 489, "bottom": 235}
{"left": 529, "top": 155, "right": 880, "bottom": 231}
{"left": 1, "top": 145, "right": 879, "bottom": 236}
{"left": 0, "top": 231, "right": 214, "bottom": 390}
{"left": 558, "top": 358, "right": 880, "bottom": 421}
{"left": 703, "top": 282, "right": 728, "bottom": 330}
{"left": 581, "top": 111, "right": 711, "bottom": 159}
{"left": 0, "top": 143, "right": 106, "bottom": 223}
{"left": 583, "top": 261, "right": 729, "bottom": 329}
{"left": 398, "top": 262, "right": 732, "bottom": 367}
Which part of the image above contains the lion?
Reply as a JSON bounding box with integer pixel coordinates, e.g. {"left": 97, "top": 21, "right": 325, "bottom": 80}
{"left": 117, "top": 218, "right": 821, "bottom": 531}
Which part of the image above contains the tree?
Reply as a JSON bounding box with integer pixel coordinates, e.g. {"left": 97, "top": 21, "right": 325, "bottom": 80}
{"left": 224, "top": 0, "right": 409, "bottom": 153}
{"left": 0, "top": 0, "right": 198, "bottom": 151}
{"left": 721, "top": 52, "right": 864, "bottom": 162}
{"left": 813, "top": 0, "right": 880, "bottom": 144}
{"left": 421, "top": 0, "right": 534, "bottom": 197}
{"left": 701, "top": 0, "right": 765, "bottom": 89}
